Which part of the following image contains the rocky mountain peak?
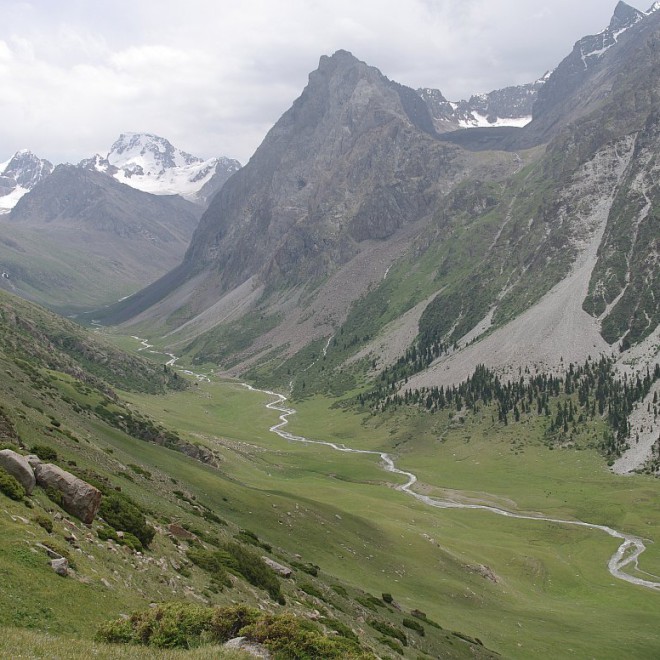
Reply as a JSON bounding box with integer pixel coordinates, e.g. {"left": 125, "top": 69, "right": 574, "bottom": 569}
{"left": 107, "top": 132, "right": 202, "bottom": 173}
{"left": 610, "top": 1, "right": 645, "bottom": 30}
{"left": 79, "top": 133, "right": 241, "bottom": 204}
{"left": 0, "top": 150, "right": 53, "bottom": 214}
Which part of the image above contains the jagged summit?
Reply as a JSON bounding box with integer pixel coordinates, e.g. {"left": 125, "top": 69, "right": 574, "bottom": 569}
{"left": 79, "top": 133, "right": 241, "bottom": 204}
{"left": 0, "top": 150, "right": 53, "bottom": 214}
{"left": 107, "top": 133, "right": 205, "bottom": 172}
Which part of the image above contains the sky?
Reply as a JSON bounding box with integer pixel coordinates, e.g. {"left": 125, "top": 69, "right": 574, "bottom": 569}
{"left": 0, "top": 0, "right": 638, "bottom": 165}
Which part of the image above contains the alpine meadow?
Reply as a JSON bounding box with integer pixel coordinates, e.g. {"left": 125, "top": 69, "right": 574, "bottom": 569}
{"left": 0, "top": 2, "right": 658, "bottom": 659}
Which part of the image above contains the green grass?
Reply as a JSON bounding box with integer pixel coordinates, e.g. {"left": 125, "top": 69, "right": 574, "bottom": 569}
{"left": 119, "top": 375, "right": 660, "bottom": 659}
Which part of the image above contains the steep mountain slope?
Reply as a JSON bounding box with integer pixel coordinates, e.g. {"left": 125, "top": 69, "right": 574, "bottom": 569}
{"left": 0, "top": 166, "right": 202, "bottom": 313}
{"left": 80, "top": 133, "right": 241, "bottom": 205}
{"left": 0, "top": 151, "right": 53, "bottom": 214}
{"left": 97, "top": 5, "right": 659, "bottom": 462}
{"left": 100, "top": 50, "right": 517, "bottom": 335}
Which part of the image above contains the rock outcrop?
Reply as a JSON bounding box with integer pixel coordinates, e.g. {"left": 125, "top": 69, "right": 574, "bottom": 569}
{"left": 0, "top": 449, "right": 36, "bottom": 494}
{"left": 34, "top": 463, "right": 102, "bottom": 524}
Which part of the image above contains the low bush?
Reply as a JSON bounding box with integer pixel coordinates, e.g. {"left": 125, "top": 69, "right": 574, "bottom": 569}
{"left": 382, "top": 592, "right": 393, "bottom": 604}
{"left": 402, "top": 617, "right": 425, "bottom": 636}
{"left": 224, "top": 542, "right": 283, "bottom": 603}
{"left": 44, "top": 486, "right": 63, "bottom": 507}
{"left": 378, "top": 635, "right": 404, "bottom": 655}
{"left": 97, "top": 603, "right": 373, "bottom": 658}
{"left": 367, "top": 619, "right": 407, "bottom": 646}
{"left": 356, "top": 594, "right": 385, "bottom": 612}
{"left": 410, "top": 609, "right": 442, "bottom": 629}
{"left": 99, "top": 493, "right": 155, "bottom": 549}
{"left": 186, "top": 547, "right": 232, "bottom": 588}
{"left": 33, "top": 514, "right": 53, "bottom": 533}
{"left": 0, "top": 467, "right": 25, "bottom": 501}
{"left": 291, "top": 560, "right": 319, "bottom": 576}
{"left": 29, "top": 444, "right": 58, "bottom": 461}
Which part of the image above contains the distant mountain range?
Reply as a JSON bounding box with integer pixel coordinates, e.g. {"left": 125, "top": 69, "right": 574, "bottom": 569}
{"left": 0, "top": 134, "right": 241, "bottom": 214}
{"left": 96, "top": 1, "right": 658, "bottom": 409}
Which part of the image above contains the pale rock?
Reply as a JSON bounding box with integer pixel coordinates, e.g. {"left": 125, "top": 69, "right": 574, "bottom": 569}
{"left": 51, "top": 557, "right": 69, "bottom": 576}
{"left": 34, "top": 463, "right": 101, "bottom": 523}
{"left": 0, "top": 449, "right": 35, "bottom": 493}
{"left": 224, "top": 637, "right": 272, "bottom": 659}
{"left": 261, "top": 556, "right": 293, "bottom": 578}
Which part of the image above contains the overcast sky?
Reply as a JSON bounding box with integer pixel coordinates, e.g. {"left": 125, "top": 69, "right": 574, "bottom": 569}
{"left": 0, "top": 0, "right": 639, "bottom": 165}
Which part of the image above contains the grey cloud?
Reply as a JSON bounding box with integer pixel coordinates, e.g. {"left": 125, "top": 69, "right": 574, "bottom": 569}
{"left": 0, "top": 1, "right": 630, "bottom": 164}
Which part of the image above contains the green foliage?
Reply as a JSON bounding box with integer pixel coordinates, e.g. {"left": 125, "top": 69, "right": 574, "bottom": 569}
{"left": 44, "top": 485, "right": 63, "bottom": 507}
{"left": 0, "top": 467, "right": 26, "bottom": 501}
{"left": 331, "top": 584, "right": 348, "bottom": 597}
{"left": 241, "top": 612, "right": 370, "bottom": 659}
{"left": 291, "top": 560, "right": 319, "bottom": 576}
{"left": 410, "top": 609, "right": 442, "bottom": 629}
{"left": 97, "top": 603, "right": 372, "bottom": 657}
{"left": 356, "top": 594, "right": 386, "bottom": 611}
{"left": 321, "top": 617, "right": 359, "bottom": 642}
{"left": 223, "top": 542, "right": 283, "bottom": 603}
{"left": 96, "top": 525, "right": 118, "bottom": 543}
{"left": 234, "top": 528, "right": 271, "bottom": 552}
{"left": 29, "top": 444, "right": 58, "bottom": 461}
{"left": 368, "top": 619, "right": 407, "bottom": 646}
{"left": 378, "top": 635, "right": 404, "bottom": 655}
{"left": 98, "top": 492, "right": 155, "bottom": 549}
{"left": 298, "top": 581, "right": 325, "bottom": 600}
{"left": 33, "top": 514, "right": 53, "bottom": 534}
{"left": 402, "top": 617, "right": 425, "bottom": 636}
{"left": 186, "top": 547, "right": 232, "bottom": 588}
{"left": 382, "top": 592, "right": 393, "bottom": 604}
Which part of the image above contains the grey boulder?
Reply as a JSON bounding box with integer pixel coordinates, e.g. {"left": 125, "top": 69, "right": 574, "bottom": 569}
{"left": 34, "top": 463, "right": 101, "bottom": 523}
{"left": 0, "top": 449, "right": 36, "bottom": 494}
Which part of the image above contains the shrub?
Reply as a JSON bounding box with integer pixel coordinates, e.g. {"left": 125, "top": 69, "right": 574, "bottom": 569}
{"left": 241, "top": 613, "right": 367, "bottom": 659}
{"left": 382, "top": 593, "right": 393, "bottom": 604}
{"left": 234, "top": 529, "right": 271, "bottom": 551}
{"left": 367, "top": 619, "right": 407, "bottom": 646}
{"left": 224, "top": 542, "right": 283, "bottom": 603}
{"left": 402, "top": 618, "right": 425, "bottom": 636}
{"left": 44, "top": 486, "right": 63, "bottom": 507}
{"left": 0, "top": 467, "right": 25, "bottom": 501}
{"left": 356, "top": 594, "right": 385, "bottom": 611}
{"left": 291, "top": 560, "right": 319, "bottom": 576}
{"left": 33, "top": 514, "right": 53, "bottom": 533}
{"left": 30, "top": 444, "right": 58, "bottom": 461}
{"left": 298, "top": 581, "right": 325, "bottom": 601}
{"left": 321, "top": 617, "right": 359, "bottom": 642}
{"left": 378, "top": 635, "right": 404, "bottom": 655}
{"left": 99, "top": 493, "right": 155, "bottom": 549}
{"left": 97, "top": 525, "right": 119, "bottom": 542}
{"left": 410, "top": 609, "right": 442, "bottom": 629}
{"left": 97, "top": 604, "right": 372, "bottom": 657}
{"left": 332, "top": 584, "right": 348, "bottom": 597}
{"left": 186, "top": 547, "right": 232, "bottom": 588}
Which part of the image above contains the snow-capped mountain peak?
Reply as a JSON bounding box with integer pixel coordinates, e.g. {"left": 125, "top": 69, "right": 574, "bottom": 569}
{"left": 0, "top": 150, "right": 53, "bottom": 214}
{"left": 82, "top": 133, "right": 241, "bottom": 203}
{"left": 107, "top": 133, "right": 202, "bottom": 174}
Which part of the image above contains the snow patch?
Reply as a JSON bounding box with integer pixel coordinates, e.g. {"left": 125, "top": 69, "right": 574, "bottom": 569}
{"left": 458, "top": 112, "right": 532, "bottom": 129}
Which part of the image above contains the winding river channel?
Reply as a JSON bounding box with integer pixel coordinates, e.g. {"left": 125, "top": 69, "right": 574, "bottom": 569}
{"left": 130, "top": 335, "right": 659, "bottom": 591}
{"left": 243, "top": 384, "right": 660, "bottom": 592}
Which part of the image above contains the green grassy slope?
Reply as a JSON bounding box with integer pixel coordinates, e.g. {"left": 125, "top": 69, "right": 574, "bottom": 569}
{"left": 0, "top": 291, "right": 496, "bottom": 659}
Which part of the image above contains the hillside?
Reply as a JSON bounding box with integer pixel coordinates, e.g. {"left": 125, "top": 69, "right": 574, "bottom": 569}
{"left": 0, "top": 166, "right": 202, "bottom": 314}
{"left": 0, "top": 289, "right": 504, "bottom": 658}
{"left": 95, "top": 4, "right": 660, "bottom": 418}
